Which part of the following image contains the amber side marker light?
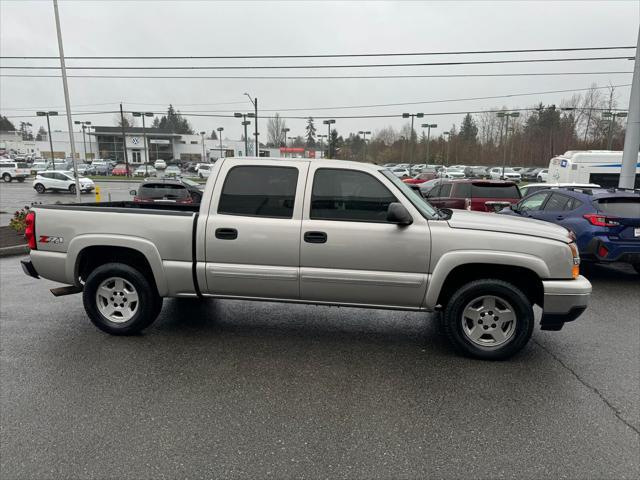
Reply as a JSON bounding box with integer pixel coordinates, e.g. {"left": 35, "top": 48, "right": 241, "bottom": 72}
{"left": 569, "top": 242, "right": 580, "bottom": 279}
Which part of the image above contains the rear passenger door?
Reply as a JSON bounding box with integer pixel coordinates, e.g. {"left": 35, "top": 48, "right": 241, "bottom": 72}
{"left": 299, "top": 166, "right": 430, "bottom": 308}
{"left": 204, "top": 161, "right": 308, "bottom": 299}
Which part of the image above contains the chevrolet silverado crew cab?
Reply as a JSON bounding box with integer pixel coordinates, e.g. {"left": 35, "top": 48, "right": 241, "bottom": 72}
{"left": 21, "top": 158, "right": 592, "bottom": 360}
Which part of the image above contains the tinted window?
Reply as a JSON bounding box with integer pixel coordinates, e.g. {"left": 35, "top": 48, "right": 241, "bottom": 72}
{"left": 311, "top": 168, "right": 397, "bottom": 222}
{"left": 139, "top": 184, "right": 189, "bottom": 200}
{"left": 16, "top": 162, "right": 28, "bottom": 168}
{"left": 424, "top": 183, "right": 441, "bottom": 198}
{"left": 471, "top": 184, "right": 520, "bottom": 199}
{"left": 566, "top": 197, "right": 582, "bottom": 211}
{"left": 218, "top": 166, "right": 298, "bottom": 218}
{"left": 439, "top": 183, "right": 453, "bottom": 197}
{"left": 595, "top": 198, "right": 640, "bottom": 217}
{"left": 453, "top": 183, "right": 471, "bottom": 198}
{"left": 40, "top": 172, "right": 53, "bottom": 179}
{"left": 544, "top": 193, "right": 572, "bottom": 211}
{"left": 519, "top": 192, "right": 549, "bottom": 211}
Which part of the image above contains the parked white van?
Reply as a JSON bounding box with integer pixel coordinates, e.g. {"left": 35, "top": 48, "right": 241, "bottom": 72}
{"left": 547, "top": 150, "right": 640, "bottom": 188}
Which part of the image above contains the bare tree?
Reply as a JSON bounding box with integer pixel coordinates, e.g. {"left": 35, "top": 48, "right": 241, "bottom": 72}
{"left": 266, "top": 113, "right": 287, "bottom": 147}
{"left": 373, "top": 126, "right": 398, "bottom": 145}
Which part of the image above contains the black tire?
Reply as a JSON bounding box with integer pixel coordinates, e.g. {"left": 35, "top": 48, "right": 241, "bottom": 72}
{"left": 17, "top": 177, "right": 25, "bottom": 183}
{"left": 34, "top": 183, "right": 46, "bottom": 194}
{"left": 632, "top": 263, "right": 640, "bottom": 276}
{"left": 2, "top": 173, "right": 11, "bottom": 183}
{"left": 83, "top": 262, "right": 163, "bottom": 335}
{"left": 69, "top": 184, "right": 76, "bottom": 194}
{"left": 442, "top": 279, "right": 534, "bottom": 360}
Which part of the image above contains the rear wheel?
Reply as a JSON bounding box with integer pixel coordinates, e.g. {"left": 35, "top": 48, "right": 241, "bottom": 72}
{"left": 83, "top": 263, "right": 162, "bottom": 335}
{"left": 69, "top": 184, "right": 76, "bottom": 194}
{"left": 442, "top": 279, "right": 534, "bottom": 360}
{"left": 2, "top": 173, "right": 11, "bottom": 182}
{"left": 34, "top": 183, "right": 46, "bottom": 194}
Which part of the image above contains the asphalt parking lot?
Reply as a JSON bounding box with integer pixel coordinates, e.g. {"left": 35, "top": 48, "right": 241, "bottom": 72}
{"left": 0, "top": 257, "right": 638, "bottom": 479}
{"left": 0, "top": 180, "right": 139, "bottom": 226}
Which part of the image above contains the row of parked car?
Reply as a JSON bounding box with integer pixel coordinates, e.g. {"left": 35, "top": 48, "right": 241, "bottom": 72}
{"left": 385, "top": 163, "right": 550, "bottom": 183}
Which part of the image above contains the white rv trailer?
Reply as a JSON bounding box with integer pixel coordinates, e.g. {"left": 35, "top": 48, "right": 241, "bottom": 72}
{"left": 547, "top": 150, "right": 640, "bottom": 188}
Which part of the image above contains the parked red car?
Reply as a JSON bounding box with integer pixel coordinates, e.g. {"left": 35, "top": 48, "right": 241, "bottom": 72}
{"left": 403, "top": 169, "right": 438, "bottom": 185}
{"left": 111, "top": 163, "right": 132, "bottom": 176}
{"left": 420, "top": 179, "right": 521, "bottom": 212}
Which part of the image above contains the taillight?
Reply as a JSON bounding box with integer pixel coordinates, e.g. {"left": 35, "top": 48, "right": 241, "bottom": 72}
{"left": 24, "top": 211, "right": 36, "bottom": 250}
{"left": 583, "top": 213, "right": 620, "bottom": 227}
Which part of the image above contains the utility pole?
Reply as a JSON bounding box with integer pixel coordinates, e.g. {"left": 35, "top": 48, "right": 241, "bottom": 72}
{"left": 421, "top": 123, "right": 437, "bottom": 164}
{"left": 119, "top": 103, "right": 130, "bottom": 178}
{"left": 620, "top": 28, "right": 640, "bottom": 189}
{"left": 200, "top": 131, "right": 206, "bottom": 162}
{"left": 402, "top": 113, "right": 424, "bottom": 174}
{"left": 603, "top": 111, "right": 628, "bottom": 150}
{"left": 497, "top": 111, "right": 519, "bottom": 178}
{"left": 36, "top": 111, "right": 58, "bottom": 160}
{"left": 53, "top": 0, "right": 80, "bottom": 201}
{"left": 358, "top": 130, "right": 371, "bottom": 162}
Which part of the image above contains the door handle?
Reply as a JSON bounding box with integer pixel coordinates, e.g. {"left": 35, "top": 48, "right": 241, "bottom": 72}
{"left": 304, "top": 231, "right": 327, "bottom": 244}
{"left": 215, "top": 228, "right": 238, "bottom": 240}
{"left": 556, "top": 215, "right": 564, "bottom": 220}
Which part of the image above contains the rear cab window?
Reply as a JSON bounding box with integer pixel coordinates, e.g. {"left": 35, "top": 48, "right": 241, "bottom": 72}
{"left": 140, "top": 183, "right": 189, "bottom": 200}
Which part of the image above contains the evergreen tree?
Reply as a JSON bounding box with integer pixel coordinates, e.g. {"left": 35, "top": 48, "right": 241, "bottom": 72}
{"left": 305, "top": 117, "right": 317, "bottom": 147}
{"left": 209, "top": 129, "right": 218, "bottom": 140}
{"left": 36, "top": 126, "right": 47, "bottom": 141}
{"left": 157, "top": 105, "right": 194, "bottom": 134}
{"left": 0, "top": 115, "right": 16, "bottom": 131}
{"left": 459, "top": 113, "right": 478, "bottom": 143}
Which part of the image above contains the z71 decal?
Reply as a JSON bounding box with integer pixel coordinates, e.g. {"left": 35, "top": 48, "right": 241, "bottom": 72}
{"left": 39, "top": 235, "right": 64, "bottom": 244}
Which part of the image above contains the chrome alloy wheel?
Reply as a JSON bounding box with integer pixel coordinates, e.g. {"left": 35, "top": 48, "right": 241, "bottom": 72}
{"left": 461, "top": 295, "right": 517, "bottom": 349}
{"left": 95, "top": 277, "right": 139, "bottom": 323}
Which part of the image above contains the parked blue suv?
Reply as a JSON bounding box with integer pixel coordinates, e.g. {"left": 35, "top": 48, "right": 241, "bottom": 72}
{"left": 500, "top": 187, "right": 640, "bottom": 274}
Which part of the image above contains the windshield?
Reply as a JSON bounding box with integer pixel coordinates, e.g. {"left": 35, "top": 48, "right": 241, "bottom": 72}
{"left": 381, "top": 170, "right": 438, "bottom": 219}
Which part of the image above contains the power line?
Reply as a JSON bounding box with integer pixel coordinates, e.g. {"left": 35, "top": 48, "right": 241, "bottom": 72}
{"left": 0, "top": 56, "right": 633, "bottom": 70}
{"left": 0, "top": 71, "right": 633, "bottom": 80}
{"left": 1, "top": 45, "right": 635, "bottom": 60}
{"left": 1, "top": 100, "right": 249, "bottom": 111}
{"left": 1, "top": 84, "right": 631, "bottom": 114}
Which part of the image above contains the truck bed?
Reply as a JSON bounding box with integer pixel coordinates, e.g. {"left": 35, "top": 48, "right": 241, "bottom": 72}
{"left": 36, "top": 201, "right": 200, "bottom": 214}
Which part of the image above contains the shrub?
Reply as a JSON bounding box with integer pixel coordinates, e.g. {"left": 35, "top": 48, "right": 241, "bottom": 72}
{"left": 9, "top": 206, "right": 30, "bottom": 234}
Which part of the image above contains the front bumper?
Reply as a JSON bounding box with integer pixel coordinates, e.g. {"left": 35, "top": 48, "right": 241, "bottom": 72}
{"left": 540, "top": 275, "right": 592, "bottom": 330}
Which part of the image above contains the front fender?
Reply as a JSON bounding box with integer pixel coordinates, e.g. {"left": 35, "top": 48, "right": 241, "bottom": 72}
{"left": 423, "top": 250, "right": 550, "bottom": 309}
{"left": 66, "top": 234, "right": 169, "bottom": 296}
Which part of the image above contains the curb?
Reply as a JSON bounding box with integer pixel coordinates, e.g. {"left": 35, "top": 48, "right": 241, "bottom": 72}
{"left": 0, "top": 245, "right": 29, "bottom": 258}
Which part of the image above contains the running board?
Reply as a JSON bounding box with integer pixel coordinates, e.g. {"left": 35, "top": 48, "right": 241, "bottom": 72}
{"left": 50, "top": 285, "right": 83, "bottom": 297}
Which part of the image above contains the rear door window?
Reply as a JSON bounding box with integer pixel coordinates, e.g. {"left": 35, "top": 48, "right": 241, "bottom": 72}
{"left": 519, "top": 192, "right": 549, "bottom": 211}
{"left": 543, "top": 193, "right": 572, "bottom": 211}
{"left": 438, "top": 183, "right": 453, "bottom": 197}
{"left": 453, "top": 183, "right": 471, "bottom": 198}
{"left": 595, "top": 197, "right": 640, "bottom": 217}
{"left": 471, "top": 184, "right": 520, "bottom": 199}
{"left": 218, "top": 166, "right": 298, "bottom": 218}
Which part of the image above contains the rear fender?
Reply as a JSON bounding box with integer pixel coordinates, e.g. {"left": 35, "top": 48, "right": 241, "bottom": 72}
{"left": 67, "top": 234, "right": 168, "bottom": 296}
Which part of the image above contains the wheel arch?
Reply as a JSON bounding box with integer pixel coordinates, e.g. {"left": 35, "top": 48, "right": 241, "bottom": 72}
{"left": 67, "top": 235, "right": 168, "bottom": 296}
{"left": 425, "top": 251, "right": 547, "bottom": 309}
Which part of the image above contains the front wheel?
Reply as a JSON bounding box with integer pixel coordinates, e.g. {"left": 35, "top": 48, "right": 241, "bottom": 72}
{"left": 69, "top": 184, "right": 76, "bottom": 194}
{"left": 2, "top": 173, "right": 11, "bottom": 183}
{"left": 83, "top": 263, "right": 163, "bottom": 335}
{"left": 34, "top": 183, "right": 46, "bottom": 194}
{"left": 442, "top": 279, "right": 534, "bottom": 360}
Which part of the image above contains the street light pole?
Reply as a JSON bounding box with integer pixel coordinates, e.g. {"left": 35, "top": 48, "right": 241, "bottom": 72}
{"left": 443, "top": 131, "right": 450, "bottom": 166}
{"left": 603, "top": 111, "right": 628, "bottom": 150}
{"left": 244, "top": 93, "right": 259, "bottom": 156}
{"left": 317, "top": 134, "right": 327, "bottom": 158}
{"left": 37, "top": 111, "right": 58, "bottom": 161}
{"left": 323, "top": 119, "right": 336, "bottom": 158}
{"left": 52, "top": 0, "right": 80, "bottom": 201}
{"left": 358, "top": 131, "right": 371, "bottom": 162}
{"left": 132, "top": 112, "right": 153, "bottom": 174}
{"left": 282, "top": 127, "right": 290, "bottom": 149}
{"left": 402, "top": 113, "right": 424, "bottom": 174}
{"left": 217, "top": 127, "right": 224, "bottom": 159}
{"left": 74, "top": 120, "right": 91, "bottom": 161}
{"left": 421, "top": 123, "right": 437, "bottom": 164}
{"left": 200, "top": 131, "right": 206, "bottom": 163}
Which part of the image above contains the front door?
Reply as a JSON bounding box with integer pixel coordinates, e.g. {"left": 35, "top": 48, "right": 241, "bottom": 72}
{"left": 204, "top": 160, "right": 308, "bottom": 299}
{"left": 299, "top": 166, "right": 431, "bottom": 308}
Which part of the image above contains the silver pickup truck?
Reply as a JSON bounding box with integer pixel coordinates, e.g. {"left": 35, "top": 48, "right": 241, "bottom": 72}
{"left": 21, "top": 158, "right": 592, "bottom": 359}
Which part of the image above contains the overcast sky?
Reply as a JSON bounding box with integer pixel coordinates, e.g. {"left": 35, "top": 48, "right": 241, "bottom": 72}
{"left": 1, "top": 0, "right": 638, "bottom": 141}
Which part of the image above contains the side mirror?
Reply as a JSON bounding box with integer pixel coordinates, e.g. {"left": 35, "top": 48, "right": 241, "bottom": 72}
{"left": 387, "top": 202, "right": 413, "bottom": 226}
{"left": 129, "top": 189, "right": 137, "bottom": 195}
